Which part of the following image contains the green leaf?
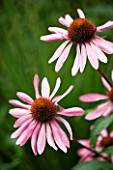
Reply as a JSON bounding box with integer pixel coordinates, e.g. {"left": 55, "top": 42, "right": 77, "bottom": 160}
{"left": 103, "top": 146, "right": 113, "bottom": 155}
{"left": 71, "top": 160, "right": 113, "bottom": 170}
{"left": 90, "top": 114, "right": 113, "bottom": 147}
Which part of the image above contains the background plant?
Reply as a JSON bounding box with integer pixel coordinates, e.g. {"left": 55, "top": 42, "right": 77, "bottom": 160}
{"left": 1, "top": 0, "right": 113, "bottom": 170}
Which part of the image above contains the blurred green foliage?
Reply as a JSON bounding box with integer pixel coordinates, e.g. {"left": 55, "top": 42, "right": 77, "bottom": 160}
{"left": 0, "top": 0, "right": 113, "bottom": 169}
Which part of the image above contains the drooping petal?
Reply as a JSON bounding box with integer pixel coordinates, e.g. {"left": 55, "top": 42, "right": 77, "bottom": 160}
{"left": 37, "top": 124, "right": 46, "bottom": 155}
{"left": 97, "top": 21, "right": 113, "bottom": 32}
{"left": 111, "top": 70, "right": 113, "bottom": 81}
{"left": 48, "top": 27, "right": 68, "bottom": 35}
{"left": 85, "top": 42, "right": 99, "bottom": 70}
{"left": 16, "top": 120, "right": 37, "bottom": 146}
{"left": 9, "top": 108, "right": 30, "bottom": 118}
{"left": 93, "top": 36, "right": 113, "bottom": 54}
{"left": 57, "top": 107, "right": 84, "bottom": 116}
{"left": 77, "top": 9, "right": 85, "bottom": 18}
{"left": 79, "top": 44, "right": 87, "bottom": 73}
{"left": 90, "top": 42, "right": 108, "bottom": 63}
{"left": 110, "top": 131, "right": 113, "bottom": 137}
{"left": 51, "top": 121, "right": 67, "bottom": 153}
{"left": 53, "top": 85, "right": 74, "bottom": 103}
{"left": 55, "top": 42, "right": 73, "bottom": 72}
{"left": 55, "top": 116, "right": 73, "bottom": 140}
{"left": 71, "top": 44, "right": 80, "bottom": 76}
{"left": 14, "top": 114, "right": 32, "bottom": 128}
{"left": 31, "top": 123, "right": 41, "bottom": 156}
{"left": 40, "top": 34, "right": 64, "bottom": 42}
{"left": 11, "top": 118, "right": 32, "bottom": 138}
{"left": 49, "top": 77, "right": 61, "bottom": 99}
{"left": 85, "top": 101, "right": 111, "bottom": 120}
{"left": 46, "top": 123, "right": 57, "bottom": 150}
{"left": 16, "top": 92, "right": 34, "bottom": 104}
{"left": 79, "top": 93, "right": 108, "bottom": 102}
{"left": 34, "top": 74, "right": 40, "bottom": 98}
{"left": 58, "top": 17, "right": 70, "bottom": 27}
{"left": 65, "top": 14, "right": 73, "bottom": 24}
{"left": 48, "top": 40, "right": 69, "bottom": 63}
{"left": 53, "top": 121, "right": 70, "bottom": 148}
{"left": 100, "top": 129, "right": 108, "bottom": 137}
{"left": 9, "top": 100, "right": 31, "bottom": 110}
{"left": 78, "top": 139, "right": 90, "bottom": 147}
{"left": 101, "top": 77, "right": 111, "bottom": 91}
{"left": 103, "top": 103, "right": 113, "bottom": 117}
{"left": 41, "top": 77, "right": 50, "bottom": 98}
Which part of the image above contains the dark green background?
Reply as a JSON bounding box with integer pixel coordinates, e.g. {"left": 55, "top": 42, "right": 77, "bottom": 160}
{"left": 0, "top": 0, "right": 113, "bottom": 169}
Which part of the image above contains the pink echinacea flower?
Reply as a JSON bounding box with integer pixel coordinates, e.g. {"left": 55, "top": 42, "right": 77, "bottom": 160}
{"left": 40, "top": 9, "right": 113, "bottom": 76}
{"left": 77, "top": 129, "right": 113, "bottom": 162}
{"left": 9, "top": 74, "right": 84, "bottom": 155}
{"left": 80, "top": 70, "right": 113, "bottom": 120}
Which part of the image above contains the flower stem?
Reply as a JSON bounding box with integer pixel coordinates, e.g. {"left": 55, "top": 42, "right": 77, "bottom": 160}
{"left": 73, "top": 137, "right": 111, "bottom": 162}
{"left": 98, "top": 66, "right": 113, "bottom": 87}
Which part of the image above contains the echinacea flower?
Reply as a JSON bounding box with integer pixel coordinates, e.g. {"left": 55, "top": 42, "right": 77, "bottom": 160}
{"left": 9, "top": 74, "right": 84, "bottom": 155}
{"left": 79, "top": 70, "right": 113, "bottom": 120}
{"left": 40, "top": 9, "right": 113, "bottom": 76}
{"left": 77, "top": 129, "right": 113, "bottom": 162}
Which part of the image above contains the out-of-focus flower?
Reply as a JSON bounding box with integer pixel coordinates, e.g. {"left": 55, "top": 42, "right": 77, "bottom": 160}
{"left": 40, "top": 9, "right": 113, "bottom": 76}
{"left": 9, "top": 74, "right": 84, "bottom": 155}
{"left": 80, "top": 70, "right": 113, "bottom": 120}
{"left": 77, "top": 129, "right": 113, "bottom": 162}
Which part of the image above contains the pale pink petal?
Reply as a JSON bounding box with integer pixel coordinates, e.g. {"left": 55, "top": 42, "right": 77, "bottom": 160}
{"left": 77, "top": 148, "right": 91, "bottom": 157}
{"left": 55, "top": 42, "right": 73, "bottom": 72}
{"left": 100, "top": 129, "right": 108, "bottom": 137}
{"left": 11, "top": 118, "right": 32, "bottom": 138}
{"left": 110, "top": 131, "right": 113, "bottom": 137}
{"left": 14, "top": 114, "right": 32, "bottom": 128}
{"left": 9, "top": 100, "right": 31, "bottom": 109}
{"left": 85, "top": 102, "right": 110, "bottom": 120}
{"left": 90, "top": 42, "right": 108, "bottom": 63}
{"left": 71, "top": 44, "right": 80, "bottom": 76}
{"left": 77, "top": 9, "right": 85, "bottom": 18}
{"left": 55, "top": 116, "right": 73, "bottom": 140}
{"left": 65, "top": 14, "right": 73, "bottom": 24}
{"left": 79, "top": 44, "right": 87, "bottom": 72}
{"left": 46, "top": 123, "right": 57, "bottom": 150}
{"left": 57, "top": 107, "right": 84, "bottom": 116}
{"left": 41, "top": 77, "right": 50, "bottom": 98}
{"left": 49, "top": 77, "right": 61, "bottom": 99}
{"left": 85, "top": 42, "right": 99, "bottom": 69}
{"left": 78, "top": 139, "right": 90, "bottom": 148}
{"left": 97, "top": 21, "right": 113, "bottom": 32}
{"left": 103, "top": 103, "right": 113, "bottom": 117}
{"left": 101, "top": 77, "right": 111, "bottom": 91}
{"left": 34, "top": 74, "right": 40, "bottom": 98}
{"left": 79, "top": 93, "right": 108, "bottom": 102}
{"left": 53, "top": 121, "right": 70, "bottom": 148}
{"left": 16, "top": 120, "right": 37, "bottom": 146}
{"left": 48, "top": 40, "right": 69, "bottom": 63}
{"left": 58, "top": 17, "right": 70, "bottom": 27}
{"left": 111, "top": 70, "right": 113, "bottom": 81}
{"left": 48, "top": 27, "right": 68, "bottom": 35}
{"left": 40, "top": 34, "right": 64, "bottom": 42}
{"left": 93, "top": 36, "right": 113, "bottom": 54}
{"left": 31, "top": 123, "right": 41, "bottom": 156}
{"left": 9, "top": 108, "right": 31, "bottom": 118}
{"left": 51, "top": 121, "right": 67, "bottom": 153}
{"left": 53, "top": 85, "right": 74, "bottom": 103}
{"left": 16, "top": 92, "right": 34, "bottom": 104}
{"left": 37, "top": 124, "right": 46, "bottom": 155}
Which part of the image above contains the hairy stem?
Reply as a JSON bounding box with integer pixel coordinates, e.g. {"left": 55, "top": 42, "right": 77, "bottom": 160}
{"left": 98, "top": 66, "right": 113, "bottom": 87}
